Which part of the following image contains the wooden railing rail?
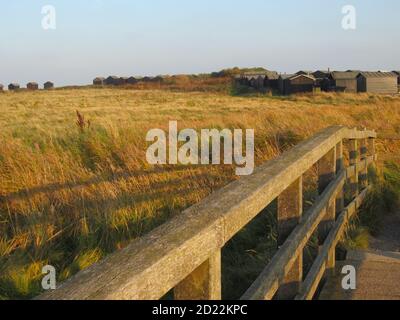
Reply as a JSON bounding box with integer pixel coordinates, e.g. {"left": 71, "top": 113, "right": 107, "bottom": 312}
{"left": 38, "top": 126, "right": 377, "bottom": 300}
{"left": 295, "top": 188, "right": 368, "bottom": 300}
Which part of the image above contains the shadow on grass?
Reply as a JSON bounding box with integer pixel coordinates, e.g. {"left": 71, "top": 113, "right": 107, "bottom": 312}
{"left": 0, "top": 165, "right": 219, "bottom": 202}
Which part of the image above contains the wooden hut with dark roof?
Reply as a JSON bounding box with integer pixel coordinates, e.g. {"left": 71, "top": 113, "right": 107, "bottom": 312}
{"left": 262, "top": 71, "right": 279, "bottom": 90}
{"left": 392, "top": 71, "right": 400, "bottom": 85}
{"left": 328, "top": 71, "right": 360, "bottom": 93}
{"left": 239, "top": 74, "right": 253, "bottom": 87}
{"left": 312, "top": 70, "right": 331, "bottom": 88}
{"left": 119, "top": 77, "right": 129, "bottom": 85}
{"left": 295, "top": 70, "right": 313, "bottom": 76}
{"left": 27, "top": 82, "right": 39, "bottom": 90}
{"left": 246, "top": 74, "right": 265, "bottom": 89}
{"left": 278, "top": 74, "right": 294, "bottom": 94}
{"left": 142, "top": 76, "right": 154, "bottom": 82}
{"left": 278, "top": 73, "right": 316, "bottom": 95}
{"left": 357, "top": 72, "right": 398, "bottom": 94}
{"left": 127, "top": 76, "right": 138, "bottom": 85}
{"left": 8, "top": 83, "right": 20, "bottom": 91}
{"left": 236, "top": 71, "right": 279, "bottom": 91}
{"left": 105, "top": 76, "right": 120, "bottom": 86}
{"left": 44, "top": 81, "right": 54, "bottom": 89}
{"left": 93, "top": 77, "right": 105, "bottom": 86}
{"left": 312, "top": 70, "right": 330, "bottom": 80}
{"left": 153, "top": 76, "right": 164, "bottom": 83}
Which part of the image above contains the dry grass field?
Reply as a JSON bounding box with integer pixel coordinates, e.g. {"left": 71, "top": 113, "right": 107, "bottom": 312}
{"left": 1, "top": 88, "right": 400, "bottom": 299}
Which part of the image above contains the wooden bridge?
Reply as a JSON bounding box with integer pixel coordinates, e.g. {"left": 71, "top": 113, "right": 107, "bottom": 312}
{"left": 39, "top": 126, "right": 397, "bottom": 301}
{"left": 320, "top": 249, "right": 400, "bottom": 300}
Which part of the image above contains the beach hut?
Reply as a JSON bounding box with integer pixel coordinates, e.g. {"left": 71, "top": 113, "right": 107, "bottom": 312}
{"left": 357, "top": 72, "right": 398, "bottom": 94}
{"left": 44, "top": 81, "right": 54, "bottom": 89}
{"left": 93, "top": 77, "right": 105, "bottom": 86}
{"left": 329, "top": 71, "right": 359, "bottom": 93}
{"left": 152, "top": 76, "right": 164, "bottom": 83}
{"left": 127, "top": 76, "right": 138, "bottom": 85}
{"left": 248, "top": 74, "right": 265, "bottom": 89}
{"left": 142, "top": 76, "right": 154, "bottom": 82}
{"left": 105, "top": 76, "right": 120, "bottom": 85}
{"left": 27, "top": 82, "right": 39, "bottom": 90}
{"left": 263, "top": 71, "right": 279, "bottom": 90}
{"left": 8, "top": 83, "right": 20, "bottom": 91}
{"left": 278, "top": 74, "right": 316, "bottom": 95}
{"left": 119, "top": 77, "right": 129, "bottom": 85}
{"left": 312, "top": 70, "right": 330, "bottom": 79}
{"left": 295, "top": 70, "right": 313, "bottom": 76}
{"left": 312, "top": 70, "right": 331, "bottom": 89}
{"left": 236, "top": 71, "right": 279, "bottom": 91}
{"left": 392, "top": 71, "right": 400, "bottom": 85}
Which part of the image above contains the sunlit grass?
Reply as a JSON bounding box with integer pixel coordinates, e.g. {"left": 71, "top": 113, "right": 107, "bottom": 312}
{"left": 1, "top": 88, "right": 400, "bottom": 299}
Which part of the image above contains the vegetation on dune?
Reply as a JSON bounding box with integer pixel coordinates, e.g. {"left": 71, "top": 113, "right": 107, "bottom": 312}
{"left": 1, "top": 88, "right": 400, "bottom": 299}
{"left": 343, "top": 162, "right": 400, "bottom": 250}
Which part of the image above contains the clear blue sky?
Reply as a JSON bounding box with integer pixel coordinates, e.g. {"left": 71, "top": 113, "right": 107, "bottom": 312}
{"left": 1, "top": 0, "right": 399, "bottom": 86}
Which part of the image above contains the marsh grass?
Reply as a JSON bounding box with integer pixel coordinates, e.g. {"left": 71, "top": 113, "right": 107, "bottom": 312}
{"left": 340, "top": 162, "right": 400, "bottom": 251}
{"left": 1, "top": 88, "right": 400, "bottom": 299}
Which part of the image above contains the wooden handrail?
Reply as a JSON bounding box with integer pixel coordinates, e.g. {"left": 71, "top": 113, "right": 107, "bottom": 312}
{"left": 295, "top": 188, "right": 369, "bottom": 300}
{"left": 38, "top": 126, "right": 377, "bottom": 300}
{"left": 241, "top": 169, "right": 348, "bottom": 300}
{"left": 241, "top": 157, "right": 374, "bottom": 300}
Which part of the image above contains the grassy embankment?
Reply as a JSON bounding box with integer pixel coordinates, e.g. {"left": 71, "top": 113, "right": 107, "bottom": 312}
{"left": 1, "top": 88, "right": 400, "bottom": 299}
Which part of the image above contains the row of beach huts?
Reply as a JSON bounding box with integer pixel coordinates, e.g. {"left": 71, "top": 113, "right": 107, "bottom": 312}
{"left": 235, "top": 70, "right": 400, "bottom": 95}
{"left": 2, "top": 70, "right": 399, "bottom": 94}
{"left": 0, "top": 74, "right": 165, "bottom": 91}
{"left": 0, "top": 81, "right": 54, "bottom": 91}
{"left": 92, "top": 75, "right": 164, "bottom": 86}
{"left": 0, "top": 75, "right": 164, "bottom": 91}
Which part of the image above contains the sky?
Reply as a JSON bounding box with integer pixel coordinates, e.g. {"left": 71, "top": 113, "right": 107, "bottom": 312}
{"left": 1, "top": 0, "right": 400, "bottom": 87}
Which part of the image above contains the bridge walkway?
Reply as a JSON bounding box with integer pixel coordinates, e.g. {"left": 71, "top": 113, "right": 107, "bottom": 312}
{"left": 320, "top": 210, "right": 400, "bottom": 300}
{"left": 319, "top": 249, "right": 400, "bottom": 300}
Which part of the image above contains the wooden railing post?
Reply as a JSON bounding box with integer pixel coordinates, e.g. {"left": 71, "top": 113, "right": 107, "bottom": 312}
{"left": 368, "top": 137, "right": 376, "bottom": 169}
{"left": 318, "top": 147, "right": 337, "bottom": 242}
{"left": 327, "top": 141, "right": 345, "bottom": 275}
{"left": 368, "top": 137, "right": 376, "bottom": 158}
{"left": 174, "top": 251, "right": 221, "bottom": 300}
{"left": 336, "top": 141, "right": 344, "bottom": 173}
{"left": 360, "top": 139, "right": 368, "bottom": 189}
{"left": 318, "top": 147, "right": 337, "bottom": 194}
{"left": 349, "top": 139, "right": 359, "bottom": 199}
{"left": 335, "top": 141, "right": 345, "bottom": 219}
{"left": 276, "top": 177, "right": 303, "bottom": 299}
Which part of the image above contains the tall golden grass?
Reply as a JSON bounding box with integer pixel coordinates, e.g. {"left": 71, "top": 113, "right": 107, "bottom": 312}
{"left": 1, "top": 88, "right": 400, "bottom": 299}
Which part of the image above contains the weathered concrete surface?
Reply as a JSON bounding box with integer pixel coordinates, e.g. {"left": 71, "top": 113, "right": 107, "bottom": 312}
{"left": 347, "top": 249, "right": 400, "bottom": 263}
{"left": 319, "top": 250, "right": 400, "bottom": 300}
